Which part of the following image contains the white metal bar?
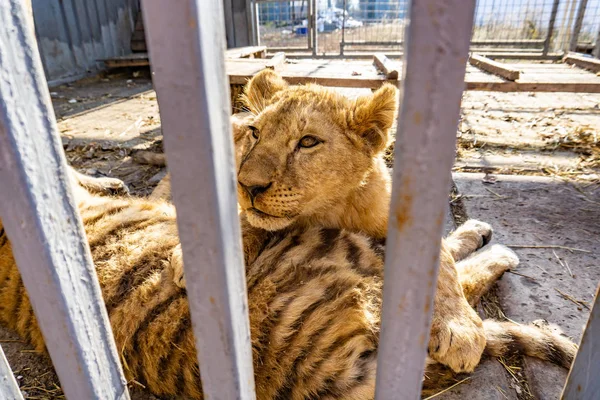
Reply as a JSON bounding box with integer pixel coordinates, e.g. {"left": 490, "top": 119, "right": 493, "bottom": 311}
{"left": 141, "top": 0, "right": 256, "bottom": 399}
{"left": 375, "top": 0, "right": 476, "bottom": 398}
{"left": 0, "top": 1, "right": 129, "bottom": 399}
{"left": 562, "top": 285, "right": 600, "bottom": 399}
{"left": 0, "top": 346, "right": 23, "bottom": 400}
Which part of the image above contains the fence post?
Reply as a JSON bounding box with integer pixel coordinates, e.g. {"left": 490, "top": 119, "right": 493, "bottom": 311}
{"left": 544, "top": 0, "right": 561, "bottom": 55}
{"left": 141, "top": 0, "right": 256, "bottom": 398}
{"left": 340, "top": 0, "right": 347, "bottom": 55}
{"left": 0, "top": 346, "right": 22, "bottom": 400}
{"left": 594, "top": 24, "right": 600, "bottom": 58}
{"left": 569, "top": 0, "right": 589, "bottom": 52}
{"left": 0, "top": 1, "right": 130, "bottom": 398}
{"left": 374, "top": 0, "right": 476, "bottom": 398}
{"left": 247, "top": 0, "right": 258, "bottom": 46}
{"left": 312, "top": 0, "right": 318, "bottom": 56}
{"left": 561, "top": 285, "right": 600, "bottom": 399}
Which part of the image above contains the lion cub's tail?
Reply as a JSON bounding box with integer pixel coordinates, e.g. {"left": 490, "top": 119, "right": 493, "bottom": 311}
{"left": 483, "top": 319, "right": 578, "bottom": 368}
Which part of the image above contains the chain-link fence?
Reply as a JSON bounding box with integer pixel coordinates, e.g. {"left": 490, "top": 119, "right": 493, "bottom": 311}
{"left": 255, "top": 0, "right": 600, "bottom": 56}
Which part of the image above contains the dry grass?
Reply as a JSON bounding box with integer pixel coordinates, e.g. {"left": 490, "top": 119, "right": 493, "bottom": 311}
{"left": 550, "top": 125, "right": 600, "bottom": 169}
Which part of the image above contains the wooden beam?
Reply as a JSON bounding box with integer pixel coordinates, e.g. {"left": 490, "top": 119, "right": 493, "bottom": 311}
{"left": 142, "top": 0, "right": 256, "bottom": 399}
{"left": 562, "top": 285, "right": 600, "bottom": 399}
{"left": 0, "top": 1, "right": 130, "bottom": 398}
{"left": 266, "top": 52, "right": 286, "bottom": 71}
{"left": 0, "top": 346, "right": 23, "bottom": 400}
{"left": 466, "top": 81, "right": 600, "bottom": 93}
{"left": 469, "top": 53, "right": 521, "bottom": 81}
{"left": 373, "top": 53, "right": 399, "bottom": 79}
{"left": 564, "top": 53, "right": 600, "bottom": 73}
{"left": 225, "top": 45, "right": 267, "bottom": 59}
{"left": 374, "top": 0, "right": 477, "bottom": 397}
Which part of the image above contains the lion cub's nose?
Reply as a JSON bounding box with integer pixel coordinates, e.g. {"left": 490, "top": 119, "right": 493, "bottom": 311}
{"left": 239, "top": 182, "right": 272, "bottom": 199}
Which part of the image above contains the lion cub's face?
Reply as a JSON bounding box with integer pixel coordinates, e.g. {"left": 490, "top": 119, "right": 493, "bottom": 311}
{"left": 236, "top": 70, "right": 397, "bottom": 231}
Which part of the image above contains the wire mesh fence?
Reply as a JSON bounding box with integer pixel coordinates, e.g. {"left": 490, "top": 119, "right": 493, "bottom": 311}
{"left": 257, "top": 1, "right": 312, "bottom": 50}
{"left": 255, "top": 0, "right": 600, "bottom": 56}
{"left": 576, "top": 0, "right": 600, "bottom": 52}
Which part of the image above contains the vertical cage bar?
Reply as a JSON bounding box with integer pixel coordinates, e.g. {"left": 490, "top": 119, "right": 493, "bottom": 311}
{"left": 374, "top": 0, "right": 476, "bottom": 398}
{"left": 561, "top": 285, "right": 600, "bottom": 399}
{"left": 544, "top": 0, "right": 561, "bottom": 55}
{"left": 570, "top": 0, "right": 589, "bottom": 51}
{"left": 0, "top": 346, "right": 23, "bottom": 400}
{"left": 141, "top": 0, "right": 256, "bottom": 398}
{"left": 0, "top": 1, "right": 130, "bottom": 399}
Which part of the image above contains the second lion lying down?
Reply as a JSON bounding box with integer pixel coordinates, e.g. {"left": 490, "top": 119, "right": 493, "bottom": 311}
{"left": 0, "top": 70, "right": 577, "bottom": 399}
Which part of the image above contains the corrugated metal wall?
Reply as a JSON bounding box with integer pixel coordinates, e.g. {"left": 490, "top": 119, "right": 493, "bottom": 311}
{"left": 32, "top": 0, "right": 139, "bottom": 85}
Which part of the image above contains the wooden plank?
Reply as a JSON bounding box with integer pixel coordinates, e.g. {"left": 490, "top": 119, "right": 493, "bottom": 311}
{"left": 373, "top": 53, "right": 399, "bottom": 79}
{"left": 0, "top": 346, "right": 23, "bottom": 400}
{"left": 465, "top": 81, "right": 600, "bottom": 93}
{"left": 141, "top": 0, "right": 256, "bottom": 399}
{"left": 225, "top": 45, "right": 267, "bottom": 59}
{"left": 562, "top": 285, "right": 600, "bottom": 399}
{"left": 469, "top": 54, "right": 521, "bottom": 81}
{"left": 564, "top": 54, "right": 600, "bottom": 73}
{"left": 374, "top": 0, "right": 477, "bottom": 398}
{"left": 0, "top": 1, "right": 130, "bottom": 399}
{"left": 265, "top": 52, "right": 286, "bottom": 71}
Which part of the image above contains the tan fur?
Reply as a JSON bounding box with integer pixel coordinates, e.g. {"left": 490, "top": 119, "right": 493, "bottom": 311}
{"left": 160, "top": 70, "right": 576, "bottom": 375}
{"left": 0, "top": 194, "right": 576, "bottom": 399}
{"left": 0, "top": 72, "right": 578, "bottom": 399}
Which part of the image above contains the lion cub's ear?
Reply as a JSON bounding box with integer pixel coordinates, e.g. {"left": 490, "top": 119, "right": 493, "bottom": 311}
{"left": 352, "top": 84, "right": 398, "bottom": 154}
{"left": 243, "top": 70, "right": 288, "bottom": 113}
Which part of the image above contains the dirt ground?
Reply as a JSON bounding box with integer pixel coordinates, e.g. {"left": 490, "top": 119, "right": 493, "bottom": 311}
{"left": 1, "top": 67, "right": 599, "bottom": 399}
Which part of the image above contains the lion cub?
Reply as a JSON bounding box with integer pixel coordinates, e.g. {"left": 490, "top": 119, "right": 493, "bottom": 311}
{"left": 162, "top": 70, "right": 517, "bottom": 373}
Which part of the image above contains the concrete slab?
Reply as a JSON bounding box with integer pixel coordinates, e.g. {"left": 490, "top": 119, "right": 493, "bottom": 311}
{"left": 454, "top": 172, "right": 600, "bottom": 399}
{"left": 437, "top": 359, "right": 519, "bottom": 400}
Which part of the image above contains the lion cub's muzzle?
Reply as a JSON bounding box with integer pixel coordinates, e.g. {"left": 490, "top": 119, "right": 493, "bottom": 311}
{"left": 239, "top": 181, "right": 272, "bottom": 203}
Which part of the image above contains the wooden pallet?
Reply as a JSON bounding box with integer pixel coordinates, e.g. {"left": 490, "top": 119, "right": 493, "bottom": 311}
{"left": 102, "top": 52, "right": 600, "bottom": 93}
{"left": 102, "top": 46, "right": 267, "bottom": 68}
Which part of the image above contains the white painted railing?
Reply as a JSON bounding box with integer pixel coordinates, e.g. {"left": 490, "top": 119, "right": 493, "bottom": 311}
{"left": 0, "top": 0, "right": 598, "bottom": 399}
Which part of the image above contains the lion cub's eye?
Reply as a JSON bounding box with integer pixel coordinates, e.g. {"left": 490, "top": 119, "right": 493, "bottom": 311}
{"left": 298, "top": 135, "right": 320, "bottom": 149}
{"left": 249, "top": 126, "right": 259, "bottom": 139}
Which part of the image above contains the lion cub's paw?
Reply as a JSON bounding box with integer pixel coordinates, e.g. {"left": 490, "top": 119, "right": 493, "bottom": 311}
{"left": 429, "top": 307, "right": 486, "bottom": 373}
{"left": 98, "top": 177, "right": 130, "bottom": 196}
{"left": 460, "top": 219, "right": 493, "bottom": 249}
{"left": 170, "top": 244, "right": 186, "bottom": 289}
{"left": 487, "top": 244, "right": 519, "bottom": 270}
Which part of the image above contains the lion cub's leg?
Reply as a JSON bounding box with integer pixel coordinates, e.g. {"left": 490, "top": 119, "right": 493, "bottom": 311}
{"left": 68, "top": 166, "right": 130, "bottom": 196}
{"left": 456, "top": 244, "right": 519, "bottom": 306}
{"left": 445, "top": 219, "right": 492, "bottom": 262}
{"left": 428, "top": 243, "right": 486, "bottom": 373}
{"left": 149, "top": 174, "right": 171, "bottom": 201}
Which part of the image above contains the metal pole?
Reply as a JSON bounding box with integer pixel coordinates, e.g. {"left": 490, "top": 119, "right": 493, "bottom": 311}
{"left": 307, "top": 0, "right": 312, "bottom": 51}
{"left": 594, "top": 24, "right": 600, "bottom": 58}
{"left": 340, "top": 0, "right": 346, "bottom": 56}
{"left": 570, "top": 0, "right": 589, "bottom": 52}
{"left": 246, "top": 0, "right": 257, "bottom": 46}
{"left": 543, "top": 0, "right": 560, "bottom": 55}
{"left": 312, "top": 0, "right": 317, "bottom": 56}
{"left": 562, "top": 285, "right": 600, "bottom": 399}
{"left": 254, "top": 1, "right": 261, "bottom": 46}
